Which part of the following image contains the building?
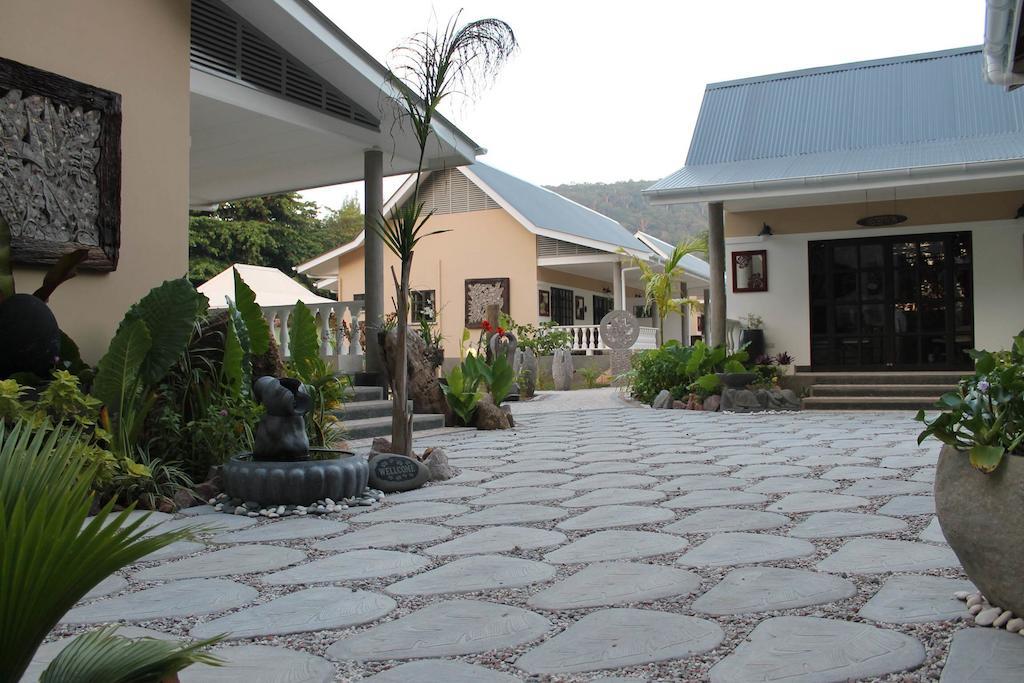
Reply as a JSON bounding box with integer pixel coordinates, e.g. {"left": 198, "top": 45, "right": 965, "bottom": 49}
{"left": 3, "top": 0, "right": 480, "bottom": 360}
{"left": 647, "top": 46, "right": 1024, "bottom": 373}
{"left": 298, "top": 162, "right": 709, "bottom": 360}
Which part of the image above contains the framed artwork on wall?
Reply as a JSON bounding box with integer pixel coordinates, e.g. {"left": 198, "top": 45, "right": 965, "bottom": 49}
{"left": 574, "top": 295, "right": 586, "bottom": 320}
{"left": 465, "top": 277, "right": 510, "bottom": 328}
{"left": 732, "top": 249, "right": 768, "bottom": 292}
{"left": 0, "top": 57, "right": 122, "bottom": 270}
{"left": 411, "top": 289, "right": 436, "bottom": 322}
{"left": 538, "top": 289, "right": 550, "bottom": 317}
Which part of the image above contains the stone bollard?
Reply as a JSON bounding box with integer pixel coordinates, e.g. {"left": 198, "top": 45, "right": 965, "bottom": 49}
{"left": 552, "top": 348, "right": 574, "bottom": 391}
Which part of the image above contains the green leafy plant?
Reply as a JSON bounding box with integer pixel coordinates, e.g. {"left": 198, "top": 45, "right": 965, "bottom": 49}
{"left": 628, "top": 340, "right": 749, "bottom": 403}
{"left": 917, "top": 332, "right": 1024, "bottom": 472}
{"left": 287, "top": 301, "right": 347, "bottom": 447}
{"left": 370, "top": 13, "right": 517, "bottom": 456}
{"left": 0, "top": 420, "right": 221, "bottom": 681}
{"left": 440, "top": 364, "right": 484, "bottom": 426}
{"left": 626, "top": 235, "right": 708, "bottom": 343}
{"left": 499, "top": 315, "right": 571, "bottom": 356}
{"left": 578, "top": 366, "right": 603, "bottom": 389}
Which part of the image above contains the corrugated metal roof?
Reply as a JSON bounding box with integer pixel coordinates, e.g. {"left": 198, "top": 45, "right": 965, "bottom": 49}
{"left": 649, "top": 47, "right": 1024, "bottom": 195}
{"left": 469, "top": 162, "right": 651, "bottom": 253}
{"left": 636, "top": 232, "right": 711, "bottom": 280}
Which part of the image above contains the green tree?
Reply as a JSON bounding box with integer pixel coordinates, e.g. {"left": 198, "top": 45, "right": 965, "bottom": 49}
{"left": 630, "top": 235, "right": 708, "bottom": 343}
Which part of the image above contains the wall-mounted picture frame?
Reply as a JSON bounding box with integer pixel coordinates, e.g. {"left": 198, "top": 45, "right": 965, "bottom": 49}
{"left": 574, "top": 295, "right": 586, "bottom": 320}
{"left": 465, "top": 277, "right": 510, "bottom": 328}
{"left": 538, "top": 289, "right": 550, "bottom": 317}
{"left": 732, "top": 249, "right": 768, "bottom": 292}
{"left": 411, "top": 289, "right": 436, "bottom": 323}
{"left": 0, "top": 57, "right": 122, "bottom": 270}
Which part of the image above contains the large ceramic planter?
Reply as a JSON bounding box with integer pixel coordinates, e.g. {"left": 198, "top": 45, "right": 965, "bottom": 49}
{"left": 935, "top": 444, "right": 1024, "bottom": 615}
{"left": 223, "top": 449, "right": 368, "bottom": 505}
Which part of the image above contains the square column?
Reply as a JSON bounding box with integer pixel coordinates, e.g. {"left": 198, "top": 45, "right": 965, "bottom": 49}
{"left": 612, "top": 261, "right": 624, "bottom": 310}
{"left": 707, "top": 201, "right": 727, "bottom": 347}
{"left": 363, "top": 149, "right": 385, "bottom": 382}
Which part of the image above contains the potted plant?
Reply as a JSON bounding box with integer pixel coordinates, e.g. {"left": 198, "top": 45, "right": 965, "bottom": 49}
{"left": 916, "top": 331, "right": 1024, "bottom": 616}
{"left": 774, "top": 351, "right": 794, "bottom": 376}
{"left": 739, "top": 313, "right": 765, "bottom": 360}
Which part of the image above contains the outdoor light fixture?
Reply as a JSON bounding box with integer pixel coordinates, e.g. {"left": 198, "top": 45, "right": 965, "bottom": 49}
{"left": 758, "top": 223, "right": 773, "bottom": 237}
{"left": 856, "top": 214, "right": 907, "bottom": 227}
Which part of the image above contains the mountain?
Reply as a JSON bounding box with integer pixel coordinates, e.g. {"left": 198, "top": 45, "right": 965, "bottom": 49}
{"left": 545, "top": 180, "right": 708, "bottom": 245}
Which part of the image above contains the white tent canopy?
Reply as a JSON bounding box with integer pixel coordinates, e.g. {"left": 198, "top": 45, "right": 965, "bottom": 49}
{"left": 198, "top": 263, "right": 335, "bottom": 308}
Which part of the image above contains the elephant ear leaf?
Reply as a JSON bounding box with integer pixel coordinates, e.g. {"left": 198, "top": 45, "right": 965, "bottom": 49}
{"left": 120, "top": 278, "right": 208, "bottom": 386}
{"left": 233, "top": 268, "right": 269, "bottom": 355}
{"left": 289, "top": 301, "right": 319, "bottom": 380}
{"left": 222, "top": 312, "right": 246, "bottom": 395}
{"left": 93, "top": 319, "right": 152, "bottom": 424}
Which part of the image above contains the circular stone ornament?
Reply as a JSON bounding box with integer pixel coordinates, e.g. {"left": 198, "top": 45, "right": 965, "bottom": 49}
{"left": 600, "top": 310, "right": 640, "bottom": 350}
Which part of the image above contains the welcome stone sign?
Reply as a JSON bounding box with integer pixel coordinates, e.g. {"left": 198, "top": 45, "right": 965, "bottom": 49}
{"left": 369, "top": 455, "right": 429, "bottom": 493}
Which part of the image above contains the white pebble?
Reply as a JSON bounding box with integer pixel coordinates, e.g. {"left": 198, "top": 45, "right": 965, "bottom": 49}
{"left": 976, "top": 607, "right": 1002, "bottom": 626}
{"left": 325, "top": 498, "right": 335, "bottom": 506}
{"left": 1006, "top": 618, "right": 1024, "bottom": 633}
{"left": 208, "top": 498, "right": 217, "bottom": 505}
{"left": 297, "top": 509, "right": 307, "bottom": 515}
{"left": 954, "top": 591, "right": 970, "bottom": 600}
{"left": 317, "top": 505, "right": 326, "bottom": 512}
{"left": 247, "top": 511, "right": 258, "bottom": 517}
{"left": 967, "top": 595, "right": 984, "bottom": 608}
{"left": 234, "top": 506, "right": 246, "bottom": 515}
{"left": 969, "top": 604, "right": 984, "bottom": 615}
{"left": 994, "top": 610, "right": 1013, "bottom": 628}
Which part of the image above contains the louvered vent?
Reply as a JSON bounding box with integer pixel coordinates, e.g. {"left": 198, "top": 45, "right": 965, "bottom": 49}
{"left": 537, "top": 236, "right": 605, "bottom": 257}
{"left": 414, "top": 169, "right": 499, "bottom": 215}
{"left": 190, "top": 0, "right": 378, "bottom": 130}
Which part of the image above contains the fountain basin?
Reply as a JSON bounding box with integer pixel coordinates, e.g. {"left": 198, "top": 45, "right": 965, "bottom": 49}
{"left": 223, "top": 449, "right": 368, "bottom": 505}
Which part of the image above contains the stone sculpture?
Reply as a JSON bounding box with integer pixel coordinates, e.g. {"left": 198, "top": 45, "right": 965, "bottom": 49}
{"left": 489, "top": 330, "right": 519, "bottom": 400}
{"left": 552, "top": 348, "right": 574, "bottom": 391}
{"left": 514, "top": 348, "right": 538, "bottom": 398}
{"left": 253, "top": 376, "right": 312, "bottom": 461}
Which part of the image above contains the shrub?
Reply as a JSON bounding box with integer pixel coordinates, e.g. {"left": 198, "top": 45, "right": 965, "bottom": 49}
{"left": 499, "top": 315, "right": 571, "bottom": 356}
{"left": 628, "top": 341, "right": 695, "bottom": 403}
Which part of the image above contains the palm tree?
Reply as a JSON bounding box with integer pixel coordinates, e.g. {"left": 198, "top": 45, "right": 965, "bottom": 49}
{"left": 372, "top": 13, "right": 517, "bottom": 456}
{"left": 632, "top": 235, "right": 708, "bottom": 344}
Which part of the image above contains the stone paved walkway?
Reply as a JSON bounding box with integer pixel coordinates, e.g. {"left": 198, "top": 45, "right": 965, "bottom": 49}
{"left": 29, "top": 408, "right": 1024, "bottom": 682}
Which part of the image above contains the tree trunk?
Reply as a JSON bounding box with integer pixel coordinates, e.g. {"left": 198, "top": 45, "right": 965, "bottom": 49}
{"left": 392, "top": 259, "right": 413, "bottom": 456}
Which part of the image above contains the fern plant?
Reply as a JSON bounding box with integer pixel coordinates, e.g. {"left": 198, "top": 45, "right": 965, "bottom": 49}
{"left": 0, "top": 420, "right": 222, "bottom": 681}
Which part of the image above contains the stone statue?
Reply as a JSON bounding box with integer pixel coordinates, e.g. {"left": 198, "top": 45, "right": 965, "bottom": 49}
{"left": 552, "top": 348, "right": 574, "bottom": 391}
{"left": 514, "top": 348, "right": 538, "bottom": 398}
{"left": 489, "top": 331, "right": 519, "bottom": 400}
{"left": 252, "top": 376, "right": 312, "bottom": 461}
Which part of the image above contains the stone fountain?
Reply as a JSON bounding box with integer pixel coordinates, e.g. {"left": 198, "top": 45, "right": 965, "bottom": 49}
{"left": 223, "top": 376, "right": 369, "bottom": 505}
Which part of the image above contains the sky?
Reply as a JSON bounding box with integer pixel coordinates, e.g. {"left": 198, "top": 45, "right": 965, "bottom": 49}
{"left": 301, "top": 0, "right": 985, "bottom": 212}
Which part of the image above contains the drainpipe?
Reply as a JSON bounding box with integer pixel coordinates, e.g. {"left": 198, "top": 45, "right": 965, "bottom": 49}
{"left": 984, "top": 0, "right": 1024, "bottom": 87}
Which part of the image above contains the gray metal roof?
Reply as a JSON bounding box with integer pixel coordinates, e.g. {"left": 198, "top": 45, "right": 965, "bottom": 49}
{"left": 637, "top": 232, "right": 711, "bottom": 280}
{"left": 470, "top": 162, "right": 651, "bottom": 253}
{"left": 648, "top": 47, "right": 1024, "bottom": 197}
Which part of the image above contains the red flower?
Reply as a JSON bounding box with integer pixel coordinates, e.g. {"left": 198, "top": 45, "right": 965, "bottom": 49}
{"left": 481, "top": 320, "right": 492, "bottom": 332}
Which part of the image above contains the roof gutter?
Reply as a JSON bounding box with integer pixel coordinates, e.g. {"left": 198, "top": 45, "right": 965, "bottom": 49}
{"left": 644, "top": 157, "right": 1024, "bottom": 205}
{"left": 983, "top": 0, "right": 1024, "bottom": 88}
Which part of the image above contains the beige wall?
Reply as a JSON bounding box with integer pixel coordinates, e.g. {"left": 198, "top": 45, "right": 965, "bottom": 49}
{"left": 724, "top": 190, "right": 1024, "bottom": 365}
{"left": 336, "top": 208, "right": 538, "bottom": 358}
{"left": 4, "top": 0, "right": 191, "bottom": 361}
{"left": 725, "top": 190, "right": 1024, "bottom": 238}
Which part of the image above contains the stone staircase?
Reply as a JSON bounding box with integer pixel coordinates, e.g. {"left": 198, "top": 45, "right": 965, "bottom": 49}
{"left": 797, "top": 371, "right": 966, "bottom": 410}
{"left": 335, "top": 384, "right": 446, "bottom": 441}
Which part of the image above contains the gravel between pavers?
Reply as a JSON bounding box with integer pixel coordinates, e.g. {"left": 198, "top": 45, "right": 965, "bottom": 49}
{"left": 45, "top": 408, "right": 983, "bottom": 683}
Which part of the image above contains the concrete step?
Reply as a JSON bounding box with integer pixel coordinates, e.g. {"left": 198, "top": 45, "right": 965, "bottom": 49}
{"left": 333, "top": 399, "right": 412, "bottom": 421}
{"left": 343, "top": 385, "right": 384, "bottom": 402}
{"left": 796, "top": 371, "right": 967, "bottom": 386}
{"left": 803, "top": 396, "right": 939, "bottom": 411}
{"left": 342, "top": 413, "right": 446, "bottom": 441}
{"left": 811, "top": 384, "right": 951, "bottom": 398}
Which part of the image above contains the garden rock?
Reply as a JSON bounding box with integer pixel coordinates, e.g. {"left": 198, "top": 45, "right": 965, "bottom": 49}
{"left": 703, "top": 395, "right": 721, "bottom": 412}
{"left": 423, "top": 447, "right": 455, "bottom": 481}
{"left": 382, "top": 326, "right": 452, "bottom": 423}
{"left": 552, "top": 348, "right": 574, "bottom": 391}
{"left": 652, "top": 390, "right": 673, "bottom": 409}
{"left": 173, "top": 489, "right": 198, "bottom": 510}
{"left": 474, "top": 394, "right": 510, "bottom": 430}
{"left": 368, "top": 453, "right": 430, "bottom": 493}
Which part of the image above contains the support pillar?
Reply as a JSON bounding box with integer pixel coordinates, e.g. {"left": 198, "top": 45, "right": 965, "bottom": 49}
{"left": 612, "top": 262, "right": 624, "bottom": 310}
{"left": 363, "top": 149, "right": 385, "bottom": 385}
{"left": 680, "top": 281, "right": 690, "bottom": 346}
{"left": 707, "top": 201, "right": 727, "bottom": 347}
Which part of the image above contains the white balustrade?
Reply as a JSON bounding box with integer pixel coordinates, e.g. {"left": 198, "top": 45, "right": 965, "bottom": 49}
{"left": 261, "top": 300, "right": 364, "bottom": 371}
{"left": 554, "top": 324, "right": 660, "bottom": 354}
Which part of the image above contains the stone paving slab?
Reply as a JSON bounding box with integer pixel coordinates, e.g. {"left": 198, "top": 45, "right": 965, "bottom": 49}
{"left": 766, "top": 492, "right": 868, "bottom": 513}
{"left": 663, "top": 508, "right": 788, "bottom": 534}
{"left": 788, "top": 511, "right": 907, "bottom": 539}
{"left": 677, "top": 533, "right": 815, "bottom": 568}
{"left": 822, "top": 465, "right": 899, "bottom": 480}
{"left": 481, "top": 472, "right": 574, "bottom": 488}
{"left": 385, "top": 485, "right": 488, "bottom": 503}
{"left": 544, "top": 530, "right": 687, "bottom": 564}
{"left": 561, "top": 473, "right": 660, "bottom": 490}
{"left": 353, "top": 501, "right": 470, "bottom": 522}
{"left": 793, "top": 454, "right": 870, "bottom": 467}
{"left": 445, "top": 504, "right": 568, "bottom": 526}
{"left": 134, "top": 545, "right": 305, "bottom": 581}
{"left": 817, "top": 539, "right": 960, "bottom": 574}
{"left": 654, "top": 475, "right": 747, "bottom": 492}
{"left": 566, "top": 461, "right": 644, "bottom": 474}
{"left": 939, "top": 628, "right": 1024, "bottom": 682}
{"left": 446, "top": 469, "right": 493, "bottom": 484}
{"left": 744, "top": 477, "right": 838, "bottom": 494}
{"left": 387, "top": 555, "right": 555, "bottom": 596}
{"left": 180, "top": 644, "right": 334, "bottom": 683}
{"left": 62, "top": 578, "right": 257, "bottom": 623}
{"left": 264, "top": 549, "right": 429, "bottom": 584}
{"left": 556, "top": 504, "right": 674, "bottom": 531}
{"left": 515, "top": 608, "right": 723, "bottom": 675}
{"left": 527, "top": 562, "right": 700, "bottom": 610}
{"left": 842, "top": 479, "right": 933, "bottom": 496}
{"left": 141, "top": 540, "right": 206, "bottom": 563}
{"left": 469, "top": 487, "right": 576, "bottom": 506}
{"left": 559, "top": 488, "right": 666, "bottom": 508}
{"left": 425, "top": 526, "right": 567, "bottom": 556}
{"left": 211, "top": 517, "right": 348, "bottom": 544}
{"left": 717, "top": 453, "right": 790, "bottom": 466}
{"left": 314, "top": 522, "right": 452, "bottom": 551}
{"left": 919, "top": 517, "right": 948, "bottom": 544}
{"left": 639, "top": 452, "right": 714, "bottom": 464}
{"left": 709, "top": 616, "right": 925, "bottom": 683}
{"left": 191, "top": 587, "right": 396, "bottom": 639}
{"left": 362, "top": 660, "right": 522, "bottom": 683}
{"left": 880, "top": 454, "right": 937, "bottom": 469}
{"left": 327, "top": 600, "right": 550, "bottom": 661}
{"left": 877, "top": 495, "right": 935, "bottom": 516}
{"left": 83, "top": 574, "right": 127, "bottom": 600}
{"left": 662, "top": 490, "right": 769, "bottom": 509}
{"left": 494, "top": 459, "right": 576, "bottom": 473}
{"left": 858, "top": 575, "right": 973, "bottom": 624}
{"left": 911, "top": 468, "right": 937, "bottom": 483}
{"left": 692, "top": 567, "right": 856, "bottom": 615}
{"left": 732, "top": 464, "right": 812, "bottom": 479}
{"left": 648, "top": 463, "right": 730, "bottom": 476}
